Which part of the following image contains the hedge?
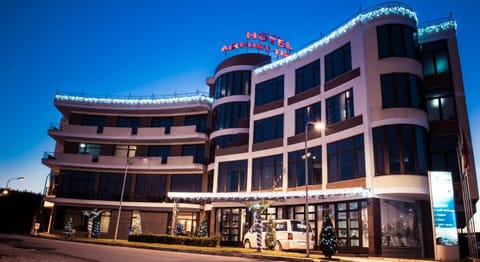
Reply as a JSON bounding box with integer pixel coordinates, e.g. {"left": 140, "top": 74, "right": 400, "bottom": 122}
{"left": 128, "top": 233, "right": 219, "bottom": 247}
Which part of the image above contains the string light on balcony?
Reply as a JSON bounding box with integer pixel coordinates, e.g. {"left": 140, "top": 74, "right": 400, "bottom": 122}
{"left": 418, "top": 19, "right": 457, "bottom": 40}
{"left": 55, "top": 94, "right": 214, "bottom": 106}
{"left": 167, "top": 187, "right": 371, "bottom": 201}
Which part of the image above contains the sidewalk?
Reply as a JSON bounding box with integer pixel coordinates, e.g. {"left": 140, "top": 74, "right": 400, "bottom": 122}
{"left": 36, "top": 233, "right": 434, "bottom": 262}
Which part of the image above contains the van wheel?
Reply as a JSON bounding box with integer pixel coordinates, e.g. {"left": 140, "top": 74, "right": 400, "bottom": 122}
{"left": 274, "top": 241, "right": 283, "bottom": 251}
{"left": 244, "top": 239, "right": 251, "bottom": 249}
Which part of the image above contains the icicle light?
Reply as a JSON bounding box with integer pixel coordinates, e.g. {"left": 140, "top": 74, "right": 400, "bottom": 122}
{"left": 55, "top": 94, "right": 214, "bottom": 106}
{"left": 168, "top": 187, "right": 371, "bottom": 201}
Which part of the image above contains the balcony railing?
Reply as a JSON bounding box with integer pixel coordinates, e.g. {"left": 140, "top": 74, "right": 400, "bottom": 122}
{"left": 42, "top": 152, "right": 204, "bottom": 171}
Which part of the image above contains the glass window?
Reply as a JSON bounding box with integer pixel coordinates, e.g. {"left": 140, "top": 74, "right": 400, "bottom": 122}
{"left": 185, "top": 114, "right": 207, "bottom": 133}
{"left": 115, "top": 145, "right": 137, "bottom": 157}
{"left": 255, "top": 75, "right": 284, "bottom": 106}
{"left": 218, "top": 160, "right": 247, "bottom": 192}
{"left": 98, "top": 173, "right": 132, "bottom": 201}
{"left": 327, "top": 134, "right": 365, "bottom": 182}
{"left": 253, "top": 114, "right": 284, "bottom": 143}
{"left": 295, "top": 59, "right": 320, "bottom": 94}
{"left": 381, "top": 73, "right": 423, "bottom": 109}
{"left": 170, "top": 174, "right": 202, "bottom": 192}
{"left": 429, "top": 135, "right": 460, "bottom": 181}
{"left": 212, "top": 102, "right": 249, "bottom": 131}
{"left": 147, "top": 145, "right": 169, "bottom": 164}
{"left": 377, "top": 24, "right": 416, "bottom": 59}
{"left": 252, "top": 154, "right": 283, "bottom": 191}
{"left": 325, "top": 43, "right": 352, "bottom": 81}
{"left": 134, "top": 174, "right": 166, "bottom": 202}
{"left": 151, "top": 117, "right": 174, "bottom": 134}
{"left": 373, "top": 125, "right": 428, "bottom": 175}
{"left": 295, "top": 102, "right": 321, "bottom": 134}
{"left": 77, "top": 143, "right": 101, "bottom": 157}
{"left": 425, "top": 88, "right": 456, "bottom": 121}
{"left": 182, "top": 144, "right": 205, "bottom": 164}
{"left": 421, "top": 40, "right": 450, "bottom": 76}
{"left": 117, "top": 117, "right": 140, "bottom": 135}
{"left": 58, "top": 170, "right": 97, "bottom": 199}
{"left": 214, "top": 71, "right": 251, "bottom": 99}
{"left": 288, "top": 146, "right": 322, "bottom": 187}
{"left": 81, "top": 115, "right": 105, "bottom": 133}
{"left": 326, "top": 89, "right": 354, "bottom": 125}
{"left": 381, "top": 200, "right": 420, "bottom": 247}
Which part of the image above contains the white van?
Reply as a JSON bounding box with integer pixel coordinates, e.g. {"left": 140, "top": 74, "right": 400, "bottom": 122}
{"left": 243, "top": 219, "right": 314, "bottom": 251}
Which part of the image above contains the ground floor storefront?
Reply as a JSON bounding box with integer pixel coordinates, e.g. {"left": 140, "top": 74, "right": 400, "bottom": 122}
{"left": 47, "top": 197, "right": 434, "bottom": 258}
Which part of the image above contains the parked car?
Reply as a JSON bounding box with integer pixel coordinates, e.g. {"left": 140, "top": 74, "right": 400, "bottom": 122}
{"left": 243, "top": 219, "right": 314, "bottom": 251}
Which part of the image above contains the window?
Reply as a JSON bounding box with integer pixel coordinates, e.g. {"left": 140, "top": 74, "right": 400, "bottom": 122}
{"left": 325, "top": 43, "right": 352, "bottom": 82}
{"left": 185, "top": 114, "right": 207, "bottom": 133}
{"left": 77, "top": 143, "right": 101, "bottom": 158}
{"left": 255, "top": 75, "right": 284, "bottom": 106}
{"left": 288, "top": 146, "right": 322, "bottom": 187}
{"left": 377, "top": 24, "right": 416, "bottom": 59}
{"left": 253, "top": 114, "right": 283, "bottom": 143}
{"left": 295, "top": 102, "right": 321, "bottom": 134}
{"left": 58, "top": 170, "right": 97, "bottom": 199}
{"left": 117, "top": 117, "right": 140, "bottom": 135}
{"left": 134, "top": 174, "right": 167, "bottom": 201}
{"left": 213, "top": 134, "right": 239, "bottom": 148}
{"left": 217, "top": 160, "right": 247, "bottom": 192}
{"left": 81, "top": 115, "right": 105, "bottom": 133}
{"left": 151, "top": 117, "right": 174, "bottom": 134}
{"left": 100, "top": 210, "right": 111, "bottom": 233}
{"left": 373, "top": 125, "right": 427, "bottom": 175}
{"left": 115, "top": 145, "right": 137, "bottom": 157}
{"left": 326, "top": 89, "right": 354, "bottom": 125}
{"left": 327, "top": 134, "right": 365, "bottom": 182}
{"left": 252, "top": 154, "right": 283, "bottom": 191}
{"left": 425, "top": 89, "right": 456, "bottom": 121}
{"left": 421, "top": 40, "right": 450, "bottom": 76}
{"left": 381, "top": 73, "right": 423, "bottom": 109}
{"left": 429, "top": 135, "right": 460, "bottom": 181}
{"left": 212, "top": 102, "right": 249, "bottom": 131}
{"left": 170, "top": 174, "right": 202, "bottom": 192}
{"left": 295, "top": 59, "right": 320, "bottom": 94}
{"left": 147, "top": 145, "right": 170, "bottom": 164}
{"left": 98, "top": 173, "right": 132, "bottom": 201}
{"left": 182, "top": 144, "right": 205, "bottom": 164}
{"left": 214, "top": 71, "right": 251, "bottom": 99}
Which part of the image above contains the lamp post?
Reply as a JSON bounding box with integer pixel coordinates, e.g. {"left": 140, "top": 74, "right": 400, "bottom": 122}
{"left": 304, "top": 121, "right": 324, "bottom": 257}
{"left": 114, "top": 157, "right": 132, "bottom": 241}
{"left": 2, "top": 176, "right": 25, "bottom": 195}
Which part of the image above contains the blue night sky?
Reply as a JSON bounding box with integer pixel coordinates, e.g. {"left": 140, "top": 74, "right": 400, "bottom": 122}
{"left": 0, "top": 0, "right": 479, "bottom": 193}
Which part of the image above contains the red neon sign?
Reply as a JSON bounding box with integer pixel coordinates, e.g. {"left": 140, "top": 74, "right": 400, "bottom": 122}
{"left": 221, "top": 32, "right": 293, "bottom": 57}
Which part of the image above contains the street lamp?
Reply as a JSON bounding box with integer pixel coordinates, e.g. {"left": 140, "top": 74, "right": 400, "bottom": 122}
{"left": 2, "top": 176, "right": 25, "bottom": 195}
{"left": 114, "top": 157, "right": 133, "bottom": 241}
{"left": 304, "top": 121, "right": 324, "bottom": 257}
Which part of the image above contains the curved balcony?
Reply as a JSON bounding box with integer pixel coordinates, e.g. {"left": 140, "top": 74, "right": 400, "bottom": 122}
{"left": 48, "top": 124, "right": 208, "bottom": 144}
{"left": 42, "top": 153, "right": 204, "bottom": 173}
{"left": 372, "top": 175, "right": 430, "bottom": 199}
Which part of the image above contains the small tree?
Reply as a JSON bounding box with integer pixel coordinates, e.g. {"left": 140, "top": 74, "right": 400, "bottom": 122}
{"left": 197, "top": 213, "right": 208, "bottom": 237}
{"left": 320, "top": 209, "right": 337, "bottom": 260}
{"left": 264, "top": 216, "right": 276, "bottom": 250}
{"left": 63, "top": 217, "right": 74, "bottom": 238}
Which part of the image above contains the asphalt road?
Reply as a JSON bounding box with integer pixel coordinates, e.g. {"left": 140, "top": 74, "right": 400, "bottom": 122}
{"left": 0, "top": 234, "right": 276, "bottom": 262}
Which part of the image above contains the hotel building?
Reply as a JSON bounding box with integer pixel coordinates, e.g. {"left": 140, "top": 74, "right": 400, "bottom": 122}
{"left": 42, "top": 3, "right": 477, "bottom": 258}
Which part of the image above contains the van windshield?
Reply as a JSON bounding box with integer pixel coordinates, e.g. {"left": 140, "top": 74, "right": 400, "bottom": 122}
{"left": 291, "top": 221, "right": 310, "bottom": 232}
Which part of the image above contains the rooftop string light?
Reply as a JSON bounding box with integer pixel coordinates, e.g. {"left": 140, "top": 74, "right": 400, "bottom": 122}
{"left": 253, "top": 4, "right": 455, "bottom": 76}
{"left": 55, "top": 93, "right": 214, "bottom": 106}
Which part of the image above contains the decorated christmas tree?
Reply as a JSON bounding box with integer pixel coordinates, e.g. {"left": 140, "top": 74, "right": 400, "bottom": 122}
{"left": 320, "top": 209, "right": 337, "bottom": 260}
{"left": 92, "top": 220, "right": 100, "bottom": 238}
{"left": 197, "top": 214, "right": 208, "bottom": 237}
{"left": 63, "top": 217, "right": 73, "bottom": 238}
{"left": 264, "top": 216, "right": 276, "bottom": 250}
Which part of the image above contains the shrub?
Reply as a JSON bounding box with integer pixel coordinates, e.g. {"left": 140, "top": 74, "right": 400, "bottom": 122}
{"left": 128, "top": 233, "right": 219, "bottom": 247}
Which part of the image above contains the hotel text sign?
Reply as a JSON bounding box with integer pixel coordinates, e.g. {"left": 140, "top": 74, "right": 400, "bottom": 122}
{"left": 221, "top": 32, "right": 293, "bottom": 57}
